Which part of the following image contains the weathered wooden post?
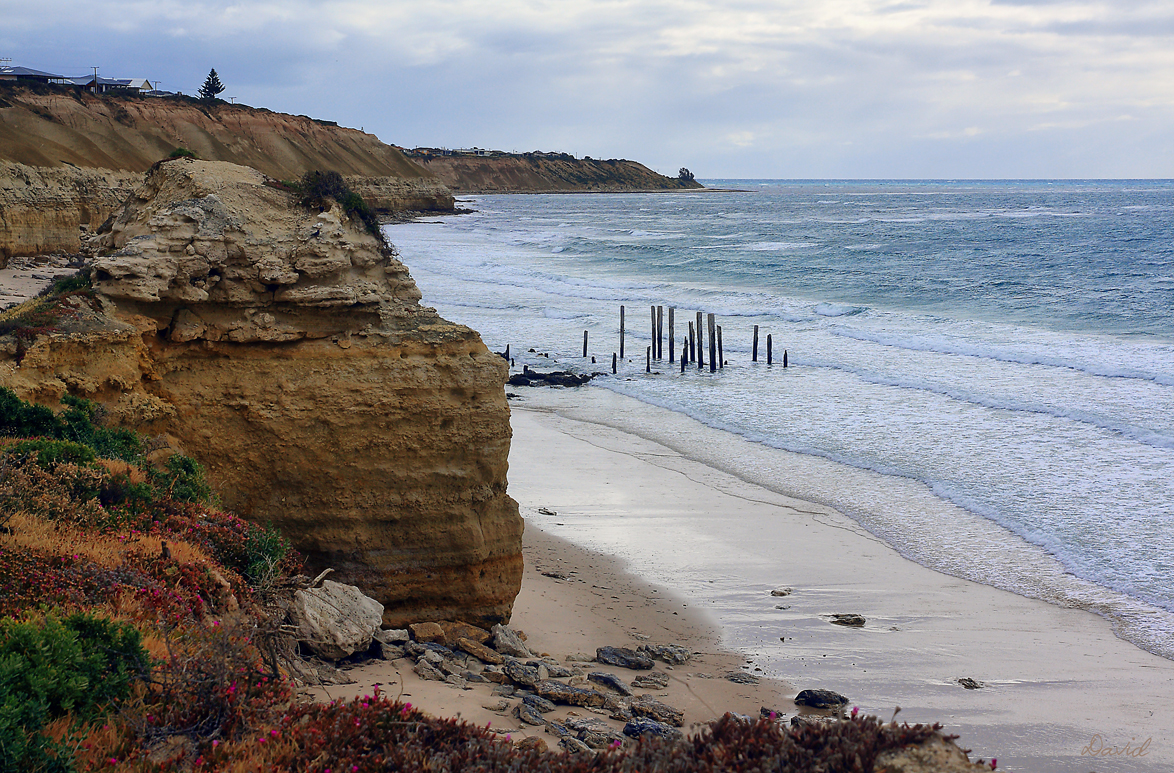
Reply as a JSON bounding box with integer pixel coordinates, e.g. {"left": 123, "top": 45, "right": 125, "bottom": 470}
{"left": 708, "top": 314, "right": 717, "bottom": 373}
{"left": 717, "top": 325, "right": 724, "bottom": 368}
{"left": 620, "top": 305, "right": 625, "bottom": 359}
{"left": 687, "top": 321, "right": 695, "bottom": 364}
{"left": 767, "top": 334, "right": 773, "bottom": 365}
{"left": 612, "top": 352, "right": 617, "bottom": 374}
{"left": 668, "top": 308, "right": 675, "bottom": 364}
{"left": 650, "top": 306, "right": 656, "bottom": 358}
{"left": 582, "top": 330, "right": 588, "bottom": 357}
{"left": 505, "top": 343, "right": 511, "bottom": 362}
{"left": 783, "top": 349, "right": 788, "bottom": 368}
{"left": 681, "top": 344, "right": 686, "bottom": 373}
{"left": 752, "top": 325, "right": 759, "bottom": 362}
{"left": 696, "top": 312, "right": 704, "bottom": 369}
{"left": 656, "top": 305, "right": 664, "bottom": 359}
{"left": 646, "top": 346, "right": 651, "bottom": 373}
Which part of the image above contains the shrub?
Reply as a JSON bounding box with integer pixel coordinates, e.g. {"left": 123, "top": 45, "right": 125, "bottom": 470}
{"left": 0, "top": 613, "right": 146, "bottom": 772}
{"left": 0, "top": 390, "right": 141, "bottom": 464}
{"left": 299, "top": 170, "right": 383, "bottom": 241}
{"left": 4, "top": 439, "right": 95, "bottom": 469}
{"left": 242, "top": 526, "right": 288, "bottom": 587}
{"left": 168, "top": 147, "right": 197, "bottom": 159}
{"left": 149, "top": 453, "right": 213, "bottom": 505}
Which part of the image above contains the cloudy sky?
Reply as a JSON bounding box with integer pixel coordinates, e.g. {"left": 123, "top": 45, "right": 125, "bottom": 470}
{"left": 5, "top": 0, "right": 1173, "bottom": 178}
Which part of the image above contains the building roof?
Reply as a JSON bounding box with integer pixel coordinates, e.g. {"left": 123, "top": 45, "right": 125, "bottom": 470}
{"left": 0, "top": 65, "right": 69, "bottom": 80}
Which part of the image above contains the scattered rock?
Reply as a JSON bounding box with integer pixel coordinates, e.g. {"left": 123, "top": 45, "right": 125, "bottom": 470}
{"left": 624, "top": 718, "right": 681, "bottom": 740}
{"left": 508, "top": 370, "right": 595, "bottom": 388}
{"left": 829, "top": 614, "right": 866, "bottom": 627}
{"left": 378, "top": 643, "right": 405, "bottom": 661}
{"left": 528, "top": 658, "right": 576, "bottom": 678}
{"left": 632, "top": 671, "right": 670, "bottom": 690}
{"left": 482, "top": 667, "right": 509, "bottom": 684}
{"left": 565, "top": 653, "right": 596, "bottom": 663}
{"left": 374, "top": 628, "right": 410, "bottom": 645}
{"left": 292, "top": 580, "right": 385, "bottom": 661}
{"left": 437, "top": 620, "right": 492, "bottom": 644}
{"left": 558, "top": 736, "right": 592, "bottom": 754}
{"left": 770, "top": 587, "right": 793, "bottom": 597}
{"left": 514, "top": 703, "right": 546, "bottom": 726}
{"left": 409, "top": 621, "right": 447, "bottom": 644}
{"left": 874, "top": 732, "right": 994, "bottom": 772}
{"left": 492, "top": 624, "right": 534, "bottom": 658}
{"left": 564, "top": 717, "right": 625, "bottom": 749}
{"left": 638, "top": 643, "right": 692, "bottom": 665}
{"left": 957, "top": 678, "right": 984, "bottom": 690}
{"left": 482, "top": 699, "right": 510, "bottom": 712}
{"left": 760, "top": 707, "right": 785, "bottom": 720}
{"left": 534, "top": 680, "right": 608, "bottom": 709}
{"left": 631, "top": 695, "right": 684, "bottom": 727}
{"left": 444, "top": 673, "right": 470, "bottom": 689}
{"left": 491, "top": 684, "right": 516, "bottom": 697}
{"left": 794, "top": 689, "right": 849, "bottom": 709}
{"left": 596, "top": 646, "right": 654, "bottom": 670}
{"left": 791, "top": 714, "right": 841, "bottom": 728}
{"left": 403, "top": 640, "right": 455, "bottom": 659}
{"left": 726, "top": 672, "right": 760, "bottom": 685}
{"left": 458, "top": 637, "right": 505, "bottom": 665}
{"left": 515, "top": 736, "right": 547, "bottom": 753}
{"left": 504, "top": 659, "right": 542, "bottom": 688}
{"left": 538, "top": 507, "right": 557, "bottom": 515}
{"left": 522, "top": 694, "right": 557, "bottom": 714}
{"left": 413, "top": 659, "right": 445, "bottom": 682}
{"left": 588, "top": 672, "right": 634, "bottom": 696}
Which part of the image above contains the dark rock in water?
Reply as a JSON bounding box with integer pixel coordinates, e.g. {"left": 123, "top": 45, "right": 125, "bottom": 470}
{"left": 726, "top": 671, "right": 760, "bottom": 685}
{"left": 508, "top": 369, "right": 596, "bottom": 388}
{"left": 624, "top": 718, "right": 681, "bottom": 740}
{"left": 514, "top": 702, "right": 546, "bottom": 726}
{"left": 503, "top": 659, "right": 541, "bottom": 687}
{"left": 534, "top": 679, "right": 608, "bottom": 708}
{"left": 794, "top": 688, "right": 849, "bottom": 709}
{"left": 597, "top": 646, "right": 654, "bottom": 670}
{"left": 829, "top": 613, "right": 866, "bottom": 627}
{"left": 770, "top": 587, "right": 794, "bottom": 597}
{"left": 957, "top": 677, "right": 984, "bottom": 690}
{"left": 522, "top": 693, "right": 557, "bottom": 713}
{"left": 631, "top": 695, "right": 684, "bottom": 727}
{"left": 638, "top": 643, "right": 692, "bottom": 665}
{"left": 588, "top": 672, "right": 634, "bottom": 696}
{"left": 632, "top": 671, "right": 670, "bottom": 690}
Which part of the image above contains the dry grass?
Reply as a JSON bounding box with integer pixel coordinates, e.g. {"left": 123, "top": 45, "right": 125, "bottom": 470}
{"left": 7, "top": 510, "right": 217, "bottom": 569}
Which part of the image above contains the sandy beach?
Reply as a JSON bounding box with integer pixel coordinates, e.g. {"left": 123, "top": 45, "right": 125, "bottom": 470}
{"left": 320, "top": 384, "right": 1174, "bottom": 771}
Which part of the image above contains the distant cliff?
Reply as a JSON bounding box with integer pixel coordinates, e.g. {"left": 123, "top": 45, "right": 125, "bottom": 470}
{"left": 409, "top": 152, "right": 704, "bottom": 193}
{"left": 0, "top": 82, "right": 453, "bottom": 263}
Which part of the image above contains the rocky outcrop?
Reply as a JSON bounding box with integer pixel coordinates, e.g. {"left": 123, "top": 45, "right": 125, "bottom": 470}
{"left": 0, "top": 162, "right": 140, "bottom": 266}
{"left": 344, "top": 176, "right": 454, "bottom": 216}
{"left": 408, "top": 153, "right": 704, "bottom": 193}
{"left": 1, "top": 158, "right": 521, "bottom": 627}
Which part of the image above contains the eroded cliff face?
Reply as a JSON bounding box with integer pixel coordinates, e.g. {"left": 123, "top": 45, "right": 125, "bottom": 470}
{"left": 0, "top": 162, "right": 141, "bottom": 265}
{"left": 411, "top": 154, "right": 704, "bottom": 193}
{"left": 1, "top": 158, "right": 521, "bottom": 626}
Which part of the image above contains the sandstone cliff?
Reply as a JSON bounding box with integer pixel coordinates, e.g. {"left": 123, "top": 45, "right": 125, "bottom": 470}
{"left": 1, "top": 158, "right": 521, "bottom": 627}
{"left": 0, "top": 83, "right": 454, "bottom": 264}
{"left": 411, "top": 153, "right": 704, "bottom": 193}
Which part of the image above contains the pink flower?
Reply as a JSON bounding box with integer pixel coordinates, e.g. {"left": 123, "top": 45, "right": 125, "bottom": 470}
{"left": 212, "top": 740, "right": 219, "bottom": 748}
{"left": 851, "top": 706, "right": 859, "bottom": 718}
{"left": 610, "top": 740, "right": 622, "bottom": 749}
{"left": 991, "top": 760, "right": 997, "bottom": 770}
{"left": 270, "top": 729, "right": 279, "bottom": 737}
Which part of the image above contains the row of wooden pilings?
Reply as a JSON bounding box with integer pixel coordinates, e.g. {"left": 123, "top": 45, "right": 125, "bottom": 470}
{"left": 579, "top": 304, "right": 788, "bottom": 375}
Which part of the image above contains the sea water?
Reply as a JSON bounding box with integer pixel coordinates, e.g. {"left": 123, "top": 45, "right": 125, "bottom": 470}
{"left": 384, "top": 180, "right": 1174, "bottom": 660}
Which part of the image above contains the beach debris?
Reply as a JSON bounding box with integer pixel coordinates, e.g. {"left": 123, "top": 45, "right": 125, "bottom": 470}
{"left": 771, "top": 587, "right": 794, "bottom": 597}
{"left": 632, "top": 671, "right": 671, "bottom": 690}
{"left": 588, "top": 672, "right": 634, "bottom": 696}
{"left": 638, "top": 643, "right": 692, "bottom": 665}
{"left": 597, "top": 646, "right": 654, "bottom": 670}
{"left": 631, "top": 695, "right": 684, "bottom": 727}
{"left": 522, "top": 694, "right": 558, "bottom": 714}
{"left": 458, "top": 637, "right": 505, "bottom": 665}
{"left": 514, "top": 703, "right": 547, "bottom": 726}
{"left": 534, "top": 679, "right": 609, "bottom": 708}
{"left": 492, "top": 624, "right": 534, "bottom": 658}
{"left": 413, "top": 659, "right": 445, "bottom": 682}
{"left": 624, "top": 717, "right": 681, "bottom": 740}
{"left": 436, "top": 620, "right": 492, "bottom": 644}
{"left": 957, "top": 677, "right": 985, "bottom": 690}
{"left": 374, "top": 628, "right": 410, "bottom": 645}
{"left": 726, "top": 671, "right": 760, "bottom": 685}
{"left": 291, "top": 579, "right": 385, "bottom": 661}
{"left": 504, "top": 659, "right": 542, "bottom": 687}
{"left": 829, "top": 613, "right": 867, "bottom": 627}
{"left": 409, "top": 621, "right": 447, "bottom": 644}
{"left": 794, "top": 688, "right": 849, "bottom": 709}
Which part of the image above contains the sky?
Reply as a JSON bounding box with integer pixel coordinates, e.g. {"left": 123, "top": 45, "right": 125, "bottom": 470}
{"left": 4, "top": 0, "right": 1174, "bottom": 178}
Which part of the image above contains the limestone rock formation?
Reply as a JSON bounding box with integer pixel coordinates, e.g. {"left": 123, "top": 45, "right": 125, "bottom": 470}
{"left": 2, "top": 158, "right": 522, "bottom": 626}
{"left": 0, "top": 162, "right": 141, "bottom": 265}
{"left": 293, "top": 579, "right": 385, "bottom": 660}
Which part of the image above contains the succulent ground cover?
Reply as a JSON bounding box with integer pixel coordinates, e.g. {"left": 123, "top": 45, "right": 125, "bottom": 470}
{"left": 0, "top": 387, "right": 959, "bottom": 771}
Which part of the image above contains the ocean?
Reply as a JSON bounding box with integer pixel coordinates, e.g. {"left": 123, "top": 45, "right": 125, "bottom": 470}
{"left": 384, "top": 180, "right": 1174, "bottom": 662}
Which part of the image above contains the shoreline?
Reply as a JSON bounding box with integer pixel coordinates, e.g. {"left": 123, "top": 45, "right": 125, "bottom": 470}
{"left": 500, "top": 389, "right": 1174, "bottom": 772}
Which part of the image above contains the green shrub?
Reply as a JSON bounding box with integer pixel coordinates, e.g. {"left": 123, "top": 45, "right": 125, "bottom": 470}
{"left": 243, "top": 525, "right": 289, "bottom": 586}
{"left": 150, "top": 453, "right": 213, "bottom": 504}
{"left": 0, "top": 389, "right": 141, "bottom": 464}
{"left": 299, "top": 170, "right": 383, "bottom": 241}
{"left": 0, "top": 613, "right": 146, "bottom": 772}
{"left": 3, "top": 439, "right": 95, "bottom": 469}
{"left": 168, "top": 147, "right": 197, "bottom": 159}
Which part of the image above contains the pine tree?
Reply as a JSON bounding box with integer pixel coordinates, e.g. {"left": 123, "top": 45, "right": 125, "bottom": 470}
{"left": 198, "top": 69, "right": 225, "bottom": 101}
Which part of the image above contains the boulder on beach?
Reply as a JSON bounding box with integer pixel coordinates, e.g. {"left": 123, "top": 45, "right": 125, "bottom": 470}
{"left": 292, "top": 579, "right": 384, "bottom": 661}
{"left": 794, "top": 688, "right": 849, "bottom": 709}
{"left": 597, "top": 646, "right": 654, "bottom": 670}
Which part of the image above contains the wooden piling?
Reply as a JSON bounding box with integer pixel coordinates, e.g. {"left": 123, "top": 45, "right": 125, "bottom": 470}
{"left": 696, "top": 312, "right": 704, "bottom": 369}
{"left": 717, "top": 325, "right": 724, "bottom": 368}
{"left": 668, "top": 308, "right": 675, "bottom": 363}
{"left": 620, "top": 305, "right": 625, "bottom": 359}
{"left": 752, "top": 325, "right": 759, "bottom": 362}
{"left": 708, "top": 314, "right": 717, "bottom": 373}
{"left": 582, "top": 330, "right": 588, "bottom": 357}
{"left": 687, "top": 321, "right": 695, "bottom": 364}
{"left": 646, "top": 346, "right": 651, "bottom": 373}
{"left": 650, "top": 306, "right": 656, "bottom": 359}
{"left": 656, "top": 305, "right": 664, "bottom": 359}
{"left": 783, "top": 349, "right": 788, "bottom": 368}
{"left": 681, "top": 344, "right": 686, "bottom": 373}
{"left": 612, "top": 352, "right": 617, "bottom": 374}
{"left": 767, "top": 334, "right": 773, "bottom": 365}
{"left": 505, "top": 344, "right": 510, "bottom": 362}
